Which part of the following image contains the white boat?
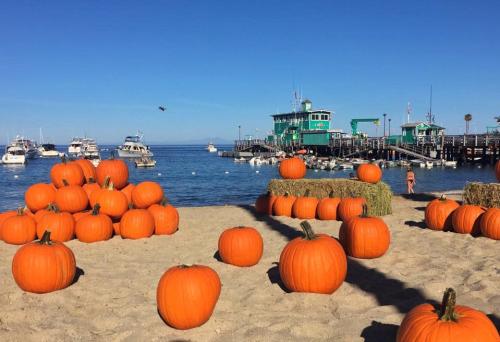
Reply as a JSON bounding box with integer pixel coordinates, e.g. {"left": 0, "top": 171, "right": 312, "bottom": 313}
{"left": 82, "top": 138, "right": 100, "bottom": 166}
{"left": 425, "top": 161, "right": 434, "bottom": 168}
{"left": 38, "top": 143, "right": 61, "bottom": 157}
{"left": 135, "top": 157, "right": 156, "bottom": 168}
{"left": 443, "top": 160, "right": 457, "bottom": 168}
{"left": 350, "top": 158, "right": 369, "bottom": 166}
{"left": 68, "top": 137, "right": 84, "bottom": 156}
{"left": 116, "top": 133, "right": 153, "bottom": 158}
{"left": 410, "top": 159, "right": 426, "bottom": 168}
{"left": 234, "top": 157, "right": 247, "bottom": 163}
{"left": 11, "top": 136, "right": 37, "bottom": 159}
{"left": 207, "top": 142, "right": 217, "bottom": 153}
{"left": 338, "top": 162, "right": 354, "bottom": 170}
{"left": 2, "top": 145, "right": 27, "bottom": 164}
{"left": 249, "top": 157, "right": 263, "bottom": 166}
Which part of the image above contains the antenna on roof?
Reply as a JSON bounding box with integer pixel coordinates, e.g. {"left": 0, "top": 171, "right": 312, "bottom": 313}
{"left": 426, "top": 85, "right": 434, "bottom": 124}
{"left": 406, "top": 102, "right": 413, "bottom": 123}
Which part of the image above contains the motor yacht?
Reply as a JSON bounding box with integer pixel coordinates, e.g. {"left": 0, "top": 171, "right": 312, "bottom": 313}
{"left": 68, "top": 137, "right": 84, "bottom": 156}
{"left": 116, "top": 134, "right": 153, "bottom": 158}
{"left": 38, "top": 143, "right": 61, "bottom": 157}
{"left": 207, "top": 142, "right": 217, "bottom": 153}
{"left": 10, "top": 136, "right": 37, "bottom": 159}
{"left": 1, "top": 145, "right": 26, "bottom": 164}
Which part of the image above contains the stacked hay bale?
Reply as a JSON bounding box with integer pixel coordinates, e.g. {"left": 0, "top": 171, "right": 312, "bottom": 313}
{"left": 268, "top": 179, "right": 392, "bottom": 216}
{"left": 463, "top": 182, "right": 500, "bottom": 208}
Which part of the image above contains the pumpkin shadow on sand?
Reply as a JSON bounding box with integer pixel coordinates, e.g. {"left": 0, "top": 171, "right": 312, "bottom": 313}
{"left": 404, "top": 220, "right": 427, "bottom": 229}
{"left": 266, "top": 262, "right": 291, "bottom": 293}
{"left": 71, "top": 267, "right": 85, "bottom": 285}
{"left": 360, "top": 320, "right": 399, "bottom": 342}
{"left": 487, "top": 314, "right": 500, "bottom": 331}
{"left": 213, "top": 250, "right": 223, "bottom": 262}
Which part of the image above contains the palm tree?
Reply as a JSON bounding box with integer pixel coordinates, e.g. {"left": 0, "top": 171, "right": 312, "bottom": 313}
{"left": 464, "top": 113, "right": 472, "bottom": 134}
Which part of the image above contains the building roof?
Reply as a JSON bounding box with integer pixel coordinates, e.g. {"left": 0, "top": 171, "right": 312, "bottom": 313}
{"left": 400, "top": 121, "right": 444, "bottom": 129}
{"left": 271, "top": 110, "right": 331, "bottom": 118}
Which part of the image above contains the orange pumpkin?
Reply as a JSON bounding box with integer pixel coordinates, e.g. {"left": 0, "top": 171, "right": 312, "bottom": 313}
{"left": 451, "top": 205, "right": 486, "bottom": 235}
{"left": 339, "top": 205, "right": 390, "bottom": 259}
{"left": 157, "top": 264, "right": 221, "bottom": 330}
{"left": 0, "top": 210, "right": 17, "bottom": 241}
{"left": 55, "top": 181, "right": 89, "bottom": 213}
{"left": 90, "top": 178, "right": 128, "bottom": 219}
{"left": 120, "top": 183, "right": 135, "bottom": 205}
{"left": 36, "top": 206, "right": 75, "bottom": 242}
{"left": 279, "top": 157, "right": 306, "bottom": 179}
{"left": 356, "top": 163, "right": 382, "bottom": 184}
{"left": 218, "top": 226, "right": 263, "bottom": 267}
{"left": 272, "top": 193, "right": 297, "bottom": 217}
{"left": 74, "top": 159, "right": 97, "bottom": 183}
{"left": 316, "top": 192, "right": 341, "bottom": 220}
{"left": 75, "top": 204, "right": 113, "bottom": 243}
{"left": 12, "top": 230, "right": 76, "bottom": 294}
{"left": 496, "top": 160, "right": 500, "bottom": 182}
{"left": 279, "top": 221, "right": 347, "bottom": 294}
{"left": 34, "top": 206, "right": 52, "bottom": 223}
{"left": 50, "top": 156, "right": 84, "bottom": 188}
{"left": 82, "top": 179, "right": 100, "bottom": 200}
{"left": 2, "top": 209, "right": 37, "bottom": 245}
{"left": 25, "top": 183, "right": 56, "bottom": 212}
{"left": 292, "top": 190, "right": 319, "bottom": 219}
{"left": 148, "top": 198, "right": 179, "bottom": 235}
{"left": 480, "top": 208, "right": 500, "bottom": 240}
{"left": 131, "top": 181, "right": 164, "bottom": 209}
{"left": 397, "top": 288, "right": 499, "bottom": 342}
{"left": 425, "top": 195, "right": 460, "bottom": 231}
{"left": 255, "top": 191, "right": 276, "bottom": 215}
{"left": 120, "top": 209, "right": 155, "bottom": 239}
{"left": 337, "top": 197, "right": 366, "bottom": 221}
{"left": 96, "top": 158, "right": 129, "bottom": 190}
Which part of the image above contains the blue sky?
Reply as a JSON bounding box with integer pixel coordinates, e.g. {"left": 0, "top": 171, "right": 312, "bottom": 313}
{"left": 1, "top": 0, "right": 499, "bottom": 144}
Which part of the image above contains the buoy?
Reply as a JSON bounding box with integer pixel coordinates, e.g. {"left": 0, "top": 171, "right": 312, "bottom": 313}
{"left": 192, "top": 171, "right": 196, "bottom": 175}
{"left": 14, "top": 175, "right": 19, "bottom": 179}
{"left": 224, "top": 171, "right": 229, "bottom": 174}
{"left": 256, "top": 170, "right": 260, "bottom": 174}
{"left": 157, "top": 172, "right": 162, "bottom": 176}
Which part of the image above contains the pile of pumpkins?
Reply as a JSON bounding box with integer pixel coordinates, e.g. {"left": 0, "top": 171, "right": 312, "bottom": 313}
{"left": 0, "top": 156, "right": 179, "bottom": 294}
{"left": 424, "top": 195, "right": 499, "bottom": 240}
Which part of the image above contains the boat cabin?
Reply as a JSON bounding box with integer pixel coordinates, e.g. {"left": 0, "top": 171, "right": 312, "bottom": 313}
{"left": 401, "top": 122, "right": 444, "bottom": 144}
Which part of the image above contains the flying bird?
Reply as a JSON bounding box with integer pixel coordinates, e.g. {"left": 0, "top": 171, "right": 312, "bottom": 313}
{"left": 158, "top": 106, "right": 166, "bottom": 111}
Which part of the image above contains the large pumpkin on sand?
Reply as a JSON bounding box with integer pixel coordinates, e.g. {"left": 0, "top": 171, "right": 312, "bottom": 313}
{"left": 96, "top": 159, "right": 129, "bottom": 190}
{"left": 255, "top": 191, "right": 276, "bottom": 215}
{"left": 397, "top": 288, "right": 499, "bottom": 342}
{"left": 316, "top": 192, "right": 341, "bottom": 220}
{"left": 356, "top": 163, "right": 382, "bottom": 184}
{"left": 218, "top": 226, "right": 263, "bottom": 267}
{"left": 12, "top": 231, "right": 76, "bottom": 294}
{"left": 480, "top": 208, "right": 500, "bottom": 240}
{"left": 50, "top": 157, "right": 84, "bottom": 188}
{"left": 451, "top": 205, "right": 485, "bottom": 235}
{"left": 425, "top": 195, "right": 459, "bottom": 231}
{"left": 147, "top": 198, "right": 179, "bottom": 235}
{"left": 157, "top": 265, "right": 221, "bottom": 330}
{"left": 131, "top": 181, "right": 163, "bottom": 209}
{"left": 292, "top": 190, "right": 318, "bottom": 219}
{"left": 272, "top": 193, "right": 296, "bottom": 217}
{"left": 2, "top": 209, "right": 37, "bottom": 245}
{"left": 279, "top": 221, "right": 347, "bottom": 294}
{"left": 339, "top": 205, "right": 390, "bottom": 259}
{"left": 25, "top": 183, "right": 56, "bottom": 212}
{"left": 120, "top": 209, "right": 155, "bottom": 239}
{"left": 337, "top": 197, "right": 366, "bottom": 221}
{"left": 279, "top": 157, "right": 306, "bottom": 179}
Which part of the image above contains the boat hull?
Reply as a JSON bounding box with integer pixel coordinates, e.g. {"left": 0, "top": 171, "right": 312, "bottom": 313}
{"left": 2, "top": 154, "right": 26, "bottom": 164}
{"left": 116, "top": 149, "right": 153, "bottom": 158}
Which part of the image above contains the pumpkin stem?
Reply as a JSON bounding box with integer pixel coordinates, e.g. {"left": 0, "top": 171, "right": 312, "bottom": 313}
{"left": 16, "top": 207, "right": 25, "bottom": 216}
{"left": 47, "top": 203, "right": 59, "bottom": 213}
{"left": 284, "top": 192, "right": 290, "bottom": 197}
{"left": 304, "top": 189, "right": 310, "bottom": 197}
{"left": 329, "top": 190, "right": 335, "bottom": 198}
{"left": 160, "top": 197, "right": 169, "bottom": 206}
{"left": 361, "top": 204, "right": 369, "bottom": 217}
{"left": 103, "top": 176, "right": 111, "bottom": 189}
{"left": 439, "top": 288, "right": 459, "bottom": 322}
{"left": 62, "top": 179, "right": 69, "bottom": 187}
{"left": 300, "top": 221, "right": 317, "bottom": 240}
{"left": 39, "top": 230, "right": 52, "bottom": 245}
{"left": 439, "top": 194, "right": 447, "bottom": 201}
{"left": 128, "top": 203, "right": 134, "bottom": 210}
{"left": 178, "top": 264, "right": 193, "bottom": 269}
{"left": 92, "top": 204, "right": 101, "bottom": 215}
{"left": 107, "top": 181, "right": 115, "bottom": 191}
{"left": 60, "top": 155, "right": 67, "bottom": 164}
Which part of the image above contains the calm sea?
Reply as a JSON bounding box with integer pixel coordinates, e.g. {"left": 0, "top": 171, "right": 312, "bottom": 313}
{"left": 0, "top": 145, "right": 497, "bottom": 211}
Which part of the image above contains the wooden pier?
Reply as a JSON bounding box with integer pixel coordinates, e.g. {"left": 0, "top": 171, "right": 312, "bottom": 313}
{"left": 226, "top": 134, "right": 500, "bottom": 165}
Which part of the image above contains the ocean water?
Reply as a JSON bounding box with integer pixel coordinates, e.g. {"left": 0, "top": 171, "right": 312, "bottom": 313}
{"left": 0, "top": 145, "right": 497, "bottom": 211}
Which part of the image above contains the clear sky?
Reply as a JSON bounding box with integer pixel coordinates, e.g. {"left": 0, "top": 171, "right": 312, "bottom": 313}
{"left": 1, "top": 0, "right": 499, "bottom": 144}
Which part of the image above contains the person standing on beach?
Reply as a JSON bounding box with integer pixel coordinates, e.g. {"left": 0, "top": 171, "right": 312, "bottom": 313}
{"left": 406, "top": 168, "right": 416, "bottom": 194}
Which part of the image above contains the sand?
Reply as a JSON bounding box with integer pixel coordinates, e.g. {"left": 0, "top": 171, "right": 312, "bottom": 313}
{"left": 0, "top": 194, "right": 499, "bottom": 341}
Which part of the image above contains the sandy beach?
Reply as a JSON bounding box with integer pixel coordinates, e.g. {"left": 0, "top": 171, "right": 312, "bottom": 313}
{"left": 0, "top": 193, "right": 498, "bottom": 341}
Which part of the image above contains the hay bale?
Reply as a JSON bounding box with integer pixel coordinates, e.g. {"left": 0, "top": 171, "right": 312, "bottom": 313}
{"left": 268, "top": 179, "right": 392, "bottom": 216}
{"left": 463, "top": 182, "right": 500, "bottom": 208}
